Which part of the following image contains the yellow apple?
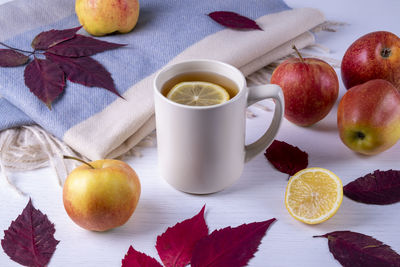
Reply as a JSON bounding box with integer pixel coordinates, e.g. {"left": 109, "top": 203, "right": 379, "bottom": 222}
{"left": 75, "top": 0, "right": 140, "bottom": 36}
{"left": 337, "top": 79, "right": 400, "bottom": 155}
{"left": 63, "top": 158, "right": 141, "bottom": 231}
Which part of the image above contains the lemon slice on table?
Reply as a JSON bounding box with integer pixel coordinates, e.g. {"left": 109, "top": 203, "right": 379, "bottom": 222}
{"left": 166, "top": 81, "right": 230, "bottom": 106}
{"left": 285, "top": 167, "right": 343, "bottom": 224}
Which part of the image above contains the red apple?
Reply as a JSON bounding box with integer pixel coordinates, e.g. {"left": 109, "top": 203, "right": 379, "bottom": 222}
{"left": 270, "top": 46, "right": 339, "bottom": 126}
{"left": 341, "top": 31, "right": 400, "bottom": 89}
{"left": 337, "top": 79, "right": 400, "bottom": 155}
{"left": 63, "top": 158, "right": 141, "bottom": 231}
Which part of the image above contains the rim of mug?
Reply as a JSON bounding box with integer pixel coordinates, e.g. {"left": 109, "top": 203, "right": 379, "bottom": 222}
{"left": 154, "top": 59, "right": 247, "bottom": 110}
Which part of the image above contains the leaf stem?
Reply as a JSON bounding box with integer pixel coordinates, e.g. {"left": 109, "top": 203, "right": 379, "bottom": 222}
{"left": 63, "top": 155, "right": 95, "bottom": 169}
{"left": 292, "top": 45, "right": 305, "bottom": 63}
{"left": 0, "top": 42, "right": 35, "bottom": 54}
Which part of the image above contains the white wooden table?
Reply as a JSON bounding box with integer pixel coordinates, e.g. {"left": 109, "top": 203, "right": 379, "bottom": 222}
{"left": 1, "top": 0, "right": 399, "bottom": 266}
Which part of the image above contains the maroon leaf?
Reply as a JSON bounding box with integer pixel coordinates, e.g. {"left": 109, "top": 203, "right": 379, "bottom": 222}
{"left": 24, "top": 57, "right": 65, "bottom": 109}
{"left": 1, "top": 199, "right": 59, "bottom": 267}
{"left": 46, "top": 34, "right": 126, "bottom": 57}
{"left": 191, "top": 218, "right": 276, "bottom": 267}
{"left": 156, "top": 205, "right": 208, "bottom": 267}
{"left": 314, "top": 231, "right": 400, "bottom": 267}
{"left": 264, "top": 140, "right": 308, "bottom": 176}
{"left": 122, "top": 246, "right": 163, "bottom": 267}
{"left": 208, "top": 11, "right": 262, "bottom": 30}
{"left": 343, "top": 169, "right": 400, "bottom": 205}
{"left": 45, "top": 52, "right": 122, "bottom": 98}
{"left": 0, "top": 49, "right": 29, "bottom": 67}
{"left": 31, "top": 26, "right": 82, "bottom": 50}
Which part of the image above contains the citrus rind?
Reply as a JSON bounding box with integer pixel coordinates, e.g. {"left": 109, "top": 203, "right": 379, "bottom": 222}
{"left": 285, "top": 167, "right": 343, "bottom": 224}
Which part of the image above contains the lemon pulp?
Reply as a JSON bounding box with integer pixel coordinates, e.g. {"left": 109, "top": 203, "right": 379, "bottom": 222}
{"left": 285, "top": 167, "right": 343, "bottom": 224}
{"left": 166, "top": 81, "right": 230, "bottom": 106}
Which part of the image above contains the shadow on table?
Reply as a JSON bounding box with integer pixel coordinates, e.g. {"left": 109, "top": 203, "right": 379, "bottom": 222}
{"left": 302, "top": 198, "right": 373, "bottom": 232}
{"left": 112, "top": 198, "right": 166, "bottom": 234}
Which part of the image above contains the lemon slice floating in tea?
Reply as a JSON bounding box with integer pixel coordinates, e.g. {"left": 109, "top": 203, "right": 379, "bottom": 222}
{"left": 166, "top": 81, "right": 230, "bottom": 106}
{"left": 285, "top": 167, "right": 343, "bottom": 224}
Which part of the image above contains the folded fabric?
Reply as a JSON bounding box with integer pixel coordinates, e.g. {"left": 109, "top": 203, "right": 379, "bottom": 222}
{"left": 0, "top": 0, "right": 325, "bottom": 160}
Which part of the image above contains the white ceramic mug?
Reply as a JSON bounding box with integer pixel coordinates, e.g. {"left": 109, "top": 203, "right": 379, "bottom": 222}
{"left": 154, "top": 60, "right": 284, "bottom": 194}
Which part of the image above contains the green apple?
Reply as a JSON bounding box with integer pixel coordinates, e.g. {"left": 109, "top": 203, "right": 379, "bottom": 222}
{"left": 337, "top": 79, "right": 400, "bottom": 155}
{"left": 63, "top": 158, "right": 141, "bottom": 231}
{"left": 75, "top": 0, "right": 140, "bottom": 36}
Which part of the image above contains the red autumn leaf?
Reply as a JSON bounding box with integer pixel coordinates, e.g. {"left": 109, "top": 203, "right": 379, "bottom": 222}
{"left": 1, "top": 199, "right": 59, "bottom": 267}
{"left": 0, "top": 49, "right": 29, "bottom": 67}
{"left": 24, "top": 57, "right": 65, "bottom": 109}
{"left": 46, "top": 34, "right": 126, "bottom": 57}
{"left": 122, "top": 246, "right": 163, "bottom": 267}
{"left": 31, "top": 26, "right": 82, "bottom": 50}
{"left": 264, "top": 140, "right": 308, "bottom": 176}
{"left": 191, "top": 218, "right": 276, "bottom": 267}
{"left": 208, "top": 11, "right": 262, "bottom": 30}
{"left": 314, "top": 231, "right": 400, "bottom": 267}
{"left": 156, "top": 205, "right": 208, "bottom": 267}
{"left": 343, "top": 169, "right": 400, "bottom": 205}
{"left": 45, "top": 52, "right": 122, "bottom": 98}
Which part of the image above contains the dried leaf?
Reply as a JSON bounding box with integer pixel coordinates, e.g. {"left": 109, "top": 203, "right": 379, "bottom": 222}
{"left": 0, "top": 49, "right": 29, "bottom": 67}
{"left": 31, "top": 26, "right": 82, "bottom": 50}
{"left": 1, "top": 199, "right": 59, "bottom": 267}
{"left": 264, "top": 140, "right": 308, "bottom": 176}
{"left": 122, "top": 246, "right": 163, "bottom": 267}
{"left": 45, "top": 52, "right": 122, "bottom": 98}
{"left": 24, "top": 57, "right": 65, "bottom": 109}
{"left": 191, "top": 218, "right": 276, "bottom": 267}
{"left": 0, "top": 25, "right": 125, "bottom": 108}
{"left": 208, "top": 11, "right": 262, "bottom": 30}
{"left": 314, "top": 231, "right": 400, "bottom": 267}
{"left": 156, "top": 205, "right": 208, "bottom": 267}
{"left": 344, "top": 169, "right": 400, "bottom": 205}
{"left": 46, "top": 34, "right": 126, "bottom": 57}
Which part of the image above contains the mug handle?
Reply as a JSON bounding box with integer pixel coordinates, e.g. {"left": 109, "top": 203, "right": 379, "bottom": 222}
{"left": 245, "top": 84, "right": 285, "bottom": 162}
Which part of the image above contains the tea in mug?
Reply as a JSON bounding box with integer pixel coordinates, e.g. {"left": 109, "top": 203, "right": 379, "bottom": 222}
{"left": 162, "top": 72, "right": 238, "bottom": 106}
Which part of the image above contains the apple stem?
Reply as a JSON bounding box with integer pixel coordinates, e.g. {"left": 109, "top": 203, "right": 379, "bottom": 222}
{"left": 63, "top": 155, "right": 95, "bottom": 169}
{"left": 292, "top": 45, "right": 305, "bottom": 63}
